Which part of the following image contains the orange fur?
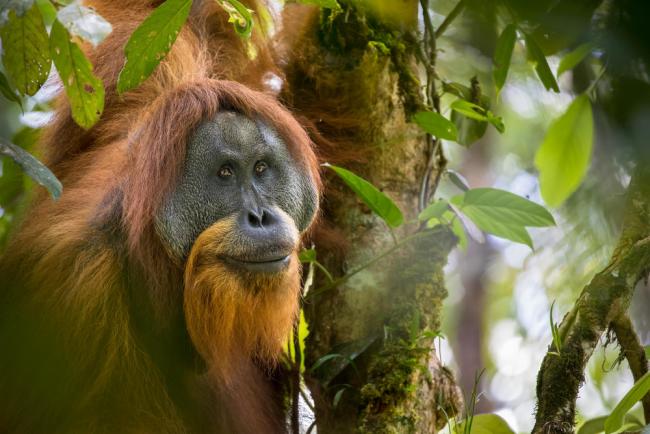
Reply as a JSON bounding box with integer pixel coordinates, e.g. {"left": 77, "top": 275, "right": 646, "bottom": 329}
{"left": 0, "top": 1, "right": 321, "bottom": 432}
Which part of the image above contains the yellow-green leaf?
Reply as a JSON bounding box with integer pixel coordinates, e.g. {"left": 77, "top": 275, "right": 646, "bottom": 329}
{"left": 605, "top": 371, "right": 650, "bottom": 434}
{"left": 535, "top": 94, "right": 593, "bottom": 207}
{"left": 455, "top": 414, "right": 516, "bottom": 434}
{"left": 116, "top": 0, "right": 192, "bottom": 94}
{"left": 413, "top": 111, "right": 458, "bottom": 141}
{"left": 324, "top": 163, "right": 403, "bottom": 227}
{"left": 50, "top": 19, "right": 104, "bottom": 129}
{"left": 0, "top": 4, "right": 51, "bottom": 96}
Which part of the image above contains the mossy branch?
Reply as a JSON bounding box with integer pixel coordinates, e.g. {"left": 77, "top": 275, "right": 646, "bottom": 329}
{"left": 533, "top": 165, "right": 650, "bottom": 434}
{"left": 611, "top": 313, "right": 650, "bottom": 424}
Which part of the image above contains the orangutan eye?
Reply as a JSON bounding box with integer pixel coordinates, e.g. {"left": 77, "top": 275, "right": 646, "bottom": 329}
{"left": 218, "top": 165, "right": 234, "bottom": 178}
{"left": 254, "top": 161, "right": 268, "bottom": 175}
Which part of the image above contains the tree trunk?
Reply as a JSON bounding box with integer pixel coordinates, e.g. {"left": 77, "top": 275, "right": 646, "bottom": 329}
{"left": 280, "top": 4, "right": 462, "bottom": 433}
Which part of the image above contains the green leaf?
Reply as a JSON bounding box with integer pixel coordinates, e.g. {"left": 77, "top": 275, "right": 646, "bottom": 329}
{"left": 413, "top": 111, "right": 458, "bottom": 141}
{"left": 605, "top": 371, "right": 650, "bottom": 434}
{"left": 451, "top": 188, "right": 555, "bottom": 248}
{"left": 116, "top": 0, "right": 192, "bottom": 94}
{"left": 446, "top": 169, "right": 469, "bottom": 191}
{"left": 0, "top": 4, "right": 51, "bottom": 96}
{"left": 578, "top": 415, "right": 645, "bottom": 434}
{"left": 487, "top": 111, "right": 505, "bottom": 133}
{"left": 297, "top": 0, "right": 341, "bottom": 9}
{"left": 299, "top": 248, "right": 317, "bottom": 263}
{"left": 418, "top": 199, "right": 448, "bottom": 222}
{"left": 557, "top": 43, "right": 594, "bottom": 77}
{"left": 332, "top": 387, "right": 346, "bottom": 408}
{"left": 451, "top": 99, "right": 488, "bottom": 122}
{"left": 56, "top": 2, "right": 112, "bottom": 47}
{"left": 50, "top": 19, "right": 105, "bottom": 129}
{"left": 0, "top": 140, "right": 62, "bottom": 200}
{"left": 451, "top": 215, "right": 468, "bottom": 250}
{"left": 645, "top": 345, "right": 650, "bottom": 359}
{"left": 456, "top": 414, "right": 516, "bottom": 434}
{"left": 493, "top": 24, "right": 517, "bottom": 94}
{"left": 215, "top": 0, "right": 254, "bottom": 38}
{"left": 525, "top": 32, "right": 559, "bottom": 93}
{"left": 0, "top": 71, "right": 23, "bottom": 109}
{"left": 324, "top": 163, "right": 404, "bottom": 228}
{"left": 535, "top": 94, "right": 593, "bottom": 207}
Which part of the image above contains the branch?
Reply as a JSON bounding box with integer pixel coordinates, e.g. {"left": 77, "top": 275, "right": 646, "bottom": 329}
{"left": 434, "top": 0, "right": 466, "bottom": 39}
{"left": 533, "top": 165, "right": 650, "bottom": 433}
{"left": 611, "top": 313, "right": 650, "bottom": 423}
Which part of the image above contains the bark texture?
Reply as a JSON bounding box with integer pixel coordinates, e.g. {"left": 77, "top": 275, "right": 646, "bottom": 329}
{"left": 280, "top": 4, "right": 462, "bottom": 433}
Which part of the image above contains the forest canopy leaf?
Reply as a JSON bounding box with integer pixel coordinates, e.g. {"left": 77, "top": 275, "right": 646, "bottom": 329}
{"left": 535, "top": 94, "right": 593, "bottom": 207}
{"left": 605, "top": 371, "right": 650, "bottom": 434}
{"left": 451, "top": 188, "right": 555, "bottom": 248}
{"left": 116, "top": 0, "right": 192, "bottom": 94}
{"left": 0, "top": 4, "right": 51, "bottom": 96}
{"left": 324, "top": 163, "right": 404, "bottom": 227}
{"left": 493, "top": 24, "right": 517, "bottom": 94}
{"left": 0, "top": 140, "right": 62, "bottom": 199}
{"left": 413, "top": 111, "right": 458, "bottom": 141}
{"left": 525, "top": 33, "right": 560, "bottom": 93}
{"left": 50, "top": 19, "right": 105, "bottom": 129}
{"left": 558, "top": 43, "right": 594, "bottom": 77}
{"left": 455, "top": 414, "right": 516, "bottom": 434}
{"left": 57, "top": 2, "right": 112, "bottom": 47}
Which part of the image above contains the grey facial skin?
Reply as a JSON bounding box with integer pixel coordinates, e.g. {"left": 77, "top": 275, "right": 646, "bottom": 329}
{"left": 155, "top": 111, "right": 318, "bottom": 272}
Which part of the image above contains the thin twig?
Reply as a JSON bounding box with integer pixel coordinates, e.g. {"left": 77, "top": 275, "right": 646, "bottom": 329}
{"left": 434, "top": 0, "right": 466, "bottom": 39}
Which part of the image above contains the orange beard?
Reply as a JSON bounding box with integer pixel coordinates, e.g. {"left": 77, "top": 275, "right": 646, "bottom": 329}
{"left": 183, "top": 216, "right": 300, "bottom": 384}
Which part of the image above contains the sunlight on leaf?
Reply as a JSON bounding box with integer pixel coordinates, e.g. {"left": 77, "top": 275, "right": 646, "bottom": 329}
{"left": 50, "top": 19, "right": 104, "bottom": 129}
{"left": 0, "top": 4, "right": 51, "bottom": 96}
{"left": 297, "top": 0, "right": 341, "bottom": 10}
{"left": 418, "top": 199, "right": 448, "bottom": 222}
{"left": 535, "top": 94, "right": 593, "bottom": 207}
{"left": 324, "top": 163, "right": 404, "bottom": 228}
{"left": 117, "top": 0, "right": 192, "bottom": 94}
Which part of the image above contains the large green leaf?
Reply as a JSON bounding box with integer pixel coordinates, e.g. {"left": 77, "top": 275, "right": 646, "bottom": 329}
{"left": 116, "top": 0, "right": 192, "bottom": 94}
{"left": 451, "top": 188, "right": 555, "bottom": 248}
{"left": 455, "top": 414, "right": 516, "bottom": 434}
{"left": 525, "top": 32, "right": 559, "bottom": 93}
{"left": 557, "top": 43, "right": 594, "bottom": 77}
{"left": 0, "top": 140, "right": 61, "bottom": 200}
{"left": 413, "top": 111, "right": 457, "bottom": 141}
{"left": 535, "top": 94, "right": 593, "bottom": 207}
{"left": 50, "top": 19, "right": 104, "bottom": 129}
{"left": 0, "top": 4, "right": 51, "bottom": 96}
{"left": 605, "top": 371, "right": 650, "bottom": 434}
{"left": 578, "top": 415, "right": 645, "bottom": 434}
{"left": 493, "top": 24, "right": 517, "bottom": 94}
{"left": 418, "top": 199, "right": 449, "bottom": 222}
{"left": 325, "top": 163, "right": 403, "bottom": 228}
